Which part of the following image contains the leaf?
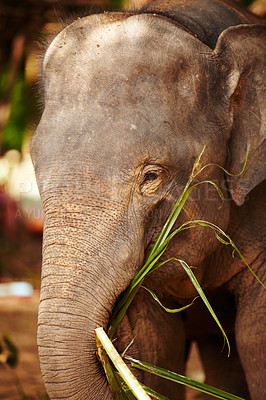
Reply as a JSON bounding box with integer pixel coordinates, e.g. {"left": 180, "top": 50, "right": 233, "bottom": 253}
{"left": 96, "top": 331, "right": 132, "bottom": 399}
{"left": 95, "top": 328, "right": 151, "bottom": 400}
{"left": 100, "top": 347, "right": 129, "bottom": 399}
{"left": 141, "top": 286, "right": 198, "bottom": 313}
{"left": 108, "top": 148, "right": 207, "bottom": 339}
{"left": 109, "top": 247, "right": 169, "bottom": 339}
{"left": 193, "top": 145, "right": 250, "bottom": 180}
{"left": 190, "top": 180, "right": 225, "bottom": 208}
{"left": 97, "top": 146, "right": 261, "bottom": 400}
{"left": 121, "top": 323, "right": 151, "bottom": 357}
{"left": 113, "top": 371, "right": 139, "bottom": 400}
{"left": 3, "top": 334, "right": 18, "bottom": 368}
{"left": 214, "top": 232, "right": 231, "bottom": 246}
{"left": 180, "top": 220, "right": 265, "bottom": 289}
{"left": 176, "top": 259, "right": 230, "bottom": 356}
{"left": 126, "top": 357, "right": 245, "bottom": 400}
{"left": 141, "top": 384, "right": 170, "bottom": 400}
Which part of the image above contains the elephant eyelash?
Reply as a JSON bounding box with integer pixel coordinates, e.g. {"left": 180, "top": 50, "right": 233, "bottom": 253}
{"left": 142, "top": 171, "right": 159, "bottom": 183}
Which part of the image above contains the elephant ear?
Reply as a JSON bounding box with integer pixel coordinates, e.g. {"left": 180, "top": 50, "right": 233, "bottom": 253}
{"left": 214, "top": 24, "right": 266, "bottom": 206}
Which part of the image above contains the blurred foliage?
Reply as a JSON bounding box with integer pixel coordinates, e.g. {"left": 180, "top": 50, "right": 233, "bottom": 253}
{"left": 0, "top": 0, "right": 124, "bottom": 155}
{"left": 0, "top": 333, "right": 18, "bottom": 368}
{"left": 0, "top": 333, "right": 50, "bottom": 399}
{"left": 0, "top": 71, "right": 29, "bottom": 152}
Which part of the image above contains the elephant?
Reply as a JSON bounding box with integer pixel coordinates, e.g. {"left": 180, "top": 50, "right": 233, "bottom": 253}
{"left": 31, "top": 0, "right": 266, "bottom": 399}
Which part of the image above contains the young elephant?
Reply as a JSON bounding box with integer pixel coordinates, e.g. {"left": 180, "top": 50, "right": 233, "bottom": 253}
{"left": 31, "top": 0, "right": 265, "bottom": 399}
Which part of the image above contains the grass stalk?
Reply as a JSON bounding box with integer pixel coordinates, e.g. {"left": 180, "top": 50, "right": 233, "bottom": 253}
{"left": 96, "top": 145, "right": 263, "bottom": 399}
{"left": 126, "top": 357, "right": 245, "bottom": 400}
{"left": 95, "top": 327, "right": 151, "bottom": 400}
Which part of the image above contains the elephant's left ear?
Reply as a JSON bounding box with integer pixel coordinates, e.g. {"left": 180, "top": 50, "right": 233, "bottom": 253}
{"left": 214, "top": 24, "right": 266, "bottom": 206}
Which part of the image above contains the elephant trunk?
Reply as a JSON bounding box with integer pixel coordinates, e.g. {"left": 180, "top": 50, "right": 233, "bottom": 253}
{"left": 38, "top": 207, "right": 142, "bottom": 399}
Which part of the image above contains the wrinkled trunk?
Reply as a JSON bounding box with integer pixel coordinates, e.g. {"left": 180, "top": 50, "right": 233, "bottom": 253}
{"left": 38, "top": 202, "right": 143, "bottom": 400}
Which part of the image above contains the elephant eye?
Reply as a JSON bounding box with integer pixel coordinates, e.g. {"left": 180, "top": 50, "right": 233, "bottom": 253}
{"left": 138, "top": 165, "right": 167, "bottom": 197}
{"left": 143, "top": 171, "right": 159, "bottom": 183}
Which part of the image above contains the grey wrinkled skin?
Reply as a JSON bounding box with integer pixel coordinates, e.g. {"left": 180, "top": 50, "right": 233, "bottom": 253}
{"left": 31, "top": 0, "right": 266, "bottom": 399}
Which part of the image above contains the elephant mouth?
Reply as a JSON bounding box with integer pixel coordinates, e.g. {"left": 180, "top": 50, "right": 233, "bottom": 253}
{"left": 105, "top": 288, "right": 138, "bottom": 353}
{"left": 97, "top": 295, "right": 143, "bottom": 392}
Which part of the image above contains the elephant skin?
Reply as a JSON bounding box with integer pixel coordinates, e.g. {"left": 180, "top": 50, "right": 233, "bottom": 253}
{"left": 31, "top": 0, "right": 266, "bottom": 399}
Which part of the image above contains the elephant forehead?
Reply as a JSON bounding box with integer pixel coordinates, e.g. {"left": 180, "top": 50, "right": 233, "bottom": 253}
{"left": 44, "top": 13, "right": 192, "bottom": 70}
{"left": 43, "top": 13, "right": 209, "bottom": 100}
{"left": 44, "top": 13, "right": 151, "bottom": 71}
{"left": 35, "top": 13, "right": 214, "bottom": 180}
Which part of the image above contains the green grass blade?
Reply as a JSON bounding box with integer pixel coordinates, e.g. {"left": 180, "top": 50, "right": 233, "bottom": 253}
{"left": 95, "top": 146, "right": 262, "bottom": 400}
{"left": 95, "top": 331, "right": 130, "bottom": 399}
{"left": 191, "top": 145, "right": 206, "bottom": 176}
{"left": 147, "top": 185, "right": 192, "bottom": 259}
{"left": 152, "top": 169, "right": 227, "bottom": 251}
{"left": 214, "top": 232, "right": 231, "bottom": 246}
{"left": 121, "top": 323, "right": 151, "bottom": 357}
{"left": 106, "top": 364, "right": 133, "bottom": 399}
{"left": 113, "top": 370, "right": 140, "bottom": 400}
{"left": 141, "top": 384, "right": 170, "bottom": 400}
{"left": 130, "top": 245, "right": 168, "bottom": 288}
{"left": 141, "top": 286, "right": 198, "bottom": 313}
{"left": 95, "top": 328, "right": 151, "bottom": 400}
{"left": 109, "top": 248, "right": 169, "bottom": 339}
{"left": 190, "top": 180, "right": 224, "bottom": 207}
{"left": 193, "top": 144, "right": 250, "bottom": 180}
{"left": 181, "top": 220, "right": 266, "bottom": 289}
{"left": 125, "top": 357, "right": 245, "bottom": 400}
{"left": 233, "top": 244, "right": 266, "bottom": 289}
{"left": 145, "top": 146, "right": 206, "bottom": 261}
{"left": 109, "top": 148, "right": 207, "bottom": 339}
{"left": 109, "top": 285, "right": 141, "bottom": 340}
{"left": 177, "top": 258, "right": 230, "bottom": 356}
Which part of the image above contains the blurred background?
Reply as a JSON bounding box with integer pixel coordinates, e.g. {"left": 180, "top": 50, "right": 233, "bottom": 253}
{"left": 0, "top": 0, "right": 265, "bottom": 399}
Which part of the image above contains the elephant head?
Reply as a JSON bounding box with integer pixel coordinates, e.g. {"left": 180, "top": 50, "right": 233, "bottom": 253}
{"left": 31, "top": 10, "right": 265, "bottom": 400}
